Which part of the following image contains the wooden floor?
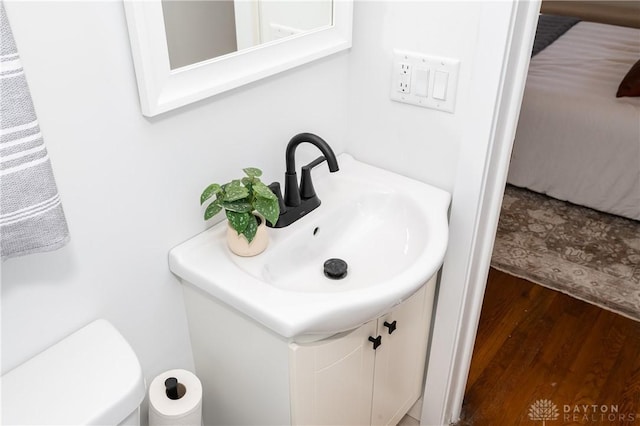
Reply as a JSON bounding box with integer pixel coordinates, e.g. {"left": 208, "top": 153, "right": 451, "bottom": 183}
{"left": 458, "top": 268, "right": 640, "bottom": 425}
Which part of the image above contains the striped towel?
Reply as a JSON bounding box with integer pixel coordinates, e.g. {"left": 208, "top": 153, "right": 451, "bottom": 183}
{"left": 1, "top": 3, "right": 69, "bottom": 259}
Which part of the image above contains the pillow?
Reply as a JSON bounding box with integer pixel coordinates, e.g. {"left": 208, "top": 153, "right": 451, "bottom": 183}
{"left": 616, "top": 59, "right": 640, "bottom": 97}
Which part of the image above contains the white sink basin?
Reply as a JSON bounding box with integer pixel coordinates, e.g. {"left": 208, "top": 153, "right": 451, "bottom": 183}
{"left": 248, "top": 191, "right": 429, "bottom": 293}
{"left": 169, "top": 154, "right": 450, "bottom": 338}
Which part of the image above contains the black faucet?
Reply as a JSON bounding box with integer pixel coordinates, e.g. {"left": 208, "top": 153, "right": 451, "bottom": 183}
{"left": 267, "top": 133, "right": 339, "bottom": 228}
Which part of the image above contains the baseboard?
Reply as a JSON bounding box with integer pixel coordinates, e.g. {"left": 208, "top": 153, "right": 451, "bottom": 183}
{"left": 408, "top": 397, "right": 423, "bottom": 420}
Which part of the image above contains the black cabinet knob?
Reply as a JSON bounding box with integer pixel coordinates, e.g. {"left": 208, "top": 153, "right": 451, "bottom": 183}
{"left": 368, "top": 335, "right": 382, "bottom": 350}
{"left": 384, "top": 320, "right": 397, "bottom": 334}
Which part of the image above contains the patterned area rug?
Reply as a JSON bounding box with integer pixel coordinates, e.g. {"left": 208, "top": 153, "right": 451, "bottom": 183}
{"left": 491, "top": 185, "right": 640, "bottom": 321}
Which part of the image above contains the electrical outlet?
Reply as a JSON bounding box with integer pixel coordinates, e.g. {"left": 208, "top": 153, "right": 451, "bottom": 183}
{"left": 397, "top": 62, "right": 412, "bottom": 93}
{"left": 390, "top": 50, "right": 460, "bottom": 113}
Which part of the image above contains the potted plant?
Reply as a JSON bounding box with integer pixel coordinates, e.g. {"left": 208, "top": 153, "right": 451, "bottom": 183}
{"left": 200, "top": 168, "right": 280, "bottom": 256}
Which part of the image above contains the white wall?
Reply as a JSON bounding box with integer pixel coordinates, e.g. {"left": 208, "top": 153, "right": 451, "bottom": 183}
{"left": 346, "top": 1, "right": 485, "bottom": 190}
{"left": 344, "top": 2, "right": 535, "bottom": 424}
{"left": 1, "top": 1, "right": 531, "bottom": 425}
{"left": 1, "top": 0, "right": 349, "bottom": 399}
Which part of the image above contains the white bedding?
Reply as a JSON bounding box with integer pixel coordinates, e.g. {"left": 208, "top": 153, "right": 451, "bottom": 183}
{"left": 508, "top": 21, "right": 640, "bottom": 220}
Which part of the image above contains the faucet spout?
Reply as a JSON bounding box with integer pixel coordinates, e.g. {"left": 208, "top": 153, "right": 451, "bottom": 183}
{"left": 283, "top": 133, "right": 339, "bottom": 208}
{"left": 285, "top": 133, "right": 339, "bottom": 174}
{"left": 270, "top": 133, "right": 339, "bottom": 228}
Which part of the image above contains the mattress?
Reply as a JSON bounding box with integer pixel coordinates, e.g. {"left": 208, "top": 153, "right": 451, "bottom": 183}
{"left": 508, "top": 21, "right": 640, "bottom": 220}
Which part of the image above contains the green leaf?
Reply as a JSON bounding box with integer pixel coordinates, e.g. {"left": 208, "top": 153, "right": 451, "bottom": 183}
{"left": 224, "top": 183, "right": 249, "bottom": 202}
{"left": 226, "top": 210, "right": 250, "bottom": 234}
{"left": 253, "top": 181, "right": 277, "bottom": 200}
{"left": 241, "top": 214, "right": 258, "bottom": 243}
{"left": 226, "top": 179, "right": 242, "bottom": 189}
{"left": 204, "top": 202, "right": 223, "bottom": 220}
{"left": 200, "top": 183, "right": 222, "bottom": 205}
{"left": 221, "top": 201, "right": 252, "bottom": 213}
{"left": 255, "top": 197, "right": 280, "bottom": 226}
{"left": 243, "top": 167, "right": 262, "bottom": 178}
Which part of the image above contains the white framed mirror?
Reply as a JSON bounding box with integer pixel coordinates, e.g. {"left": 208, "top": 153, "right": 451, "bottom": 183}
{"left": 124, "top": 0, "right": 353, "bottom": 117}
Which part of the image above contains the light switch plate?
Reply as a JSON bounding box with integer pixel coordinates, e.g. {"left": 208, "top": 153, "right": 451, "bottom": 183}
{"left": 390, "top": 50, "right": 460, "bottom": 113}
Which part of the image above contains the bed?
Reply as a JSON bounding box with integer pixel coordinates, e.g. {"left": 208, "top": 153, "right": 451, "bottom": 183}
{"left": 507, "top": 16, "right": 640, "bottom": 221}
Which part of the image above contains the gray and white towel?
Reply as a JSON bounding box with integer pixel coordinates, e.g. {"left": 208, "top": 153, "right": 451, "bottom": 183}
{"left": 1, "top": 3, "right": 69, "bottom": 259}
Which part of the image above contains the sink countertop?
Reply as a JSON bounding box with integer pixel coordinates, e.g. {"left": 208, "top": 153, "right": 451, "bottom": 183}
{"left": 168, "top": 154, "right": 451, "bottom": 339}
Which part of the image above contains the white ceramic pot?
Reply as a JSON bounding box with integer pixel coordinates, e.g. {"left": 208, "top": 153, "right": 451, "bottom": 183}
{"left": 226, "top": 216, "right": 268, "bottom": 257}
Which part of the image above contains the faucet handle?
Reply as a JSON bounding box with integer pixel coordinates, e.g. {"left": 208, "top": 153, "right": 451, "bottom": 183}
{"left": 300, "top": 156, "right": 326, "bottom": 199}
{"left": 303, "top": 156, "right": 327, "bottom": 170}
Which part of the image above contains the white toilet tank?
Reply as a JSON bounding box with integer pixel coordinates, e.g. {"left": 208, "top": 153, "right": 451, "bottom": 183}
{"left": 1, "top": 319, "right": 146, "bottom": 425}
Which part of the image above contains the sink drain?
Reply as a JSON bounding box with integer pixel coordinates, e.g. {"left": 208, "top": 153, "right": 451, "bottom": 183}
{"left": 324, "top": 258, "right": 348, "bottom": 280}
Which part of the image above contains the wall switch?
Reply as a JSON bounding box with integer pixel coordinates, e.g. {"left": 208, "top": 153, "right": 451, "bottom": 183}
{"left": 415, "top": 68, "right": 429, "bottom": 97}
{"left": 433, "top": 71, "right": 448, "bottom": 100}
{"left": 390, "top": 50, "right": 460, "bottom": 113}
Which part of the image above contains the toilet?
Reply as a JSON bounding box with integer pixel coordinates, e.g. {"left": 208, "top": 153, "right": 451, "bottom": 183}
{"left": 1, "top": 319, "right": 146, "bottom": 425}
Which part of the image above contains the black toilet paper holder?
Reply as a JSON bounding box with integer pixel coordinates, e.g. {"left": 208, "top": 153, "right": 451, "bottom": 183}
{"left": 165, "top": 377, "right": 186, "bottom": 400}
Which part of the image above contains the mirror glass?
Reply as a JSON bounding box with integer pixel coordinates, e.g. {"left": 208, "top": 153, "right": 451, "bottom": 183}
{"left": 161, "top": 0, "right": 334, "bottom": 70}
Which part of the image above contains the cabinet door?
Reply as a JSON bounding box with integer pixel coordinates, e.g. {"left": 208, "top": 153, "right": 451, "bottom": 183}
{"left": 370, "top": 281, "right": 434, "bottom": 425}
{"left": 290, "top": 320, "right": 378, "bottom": 426}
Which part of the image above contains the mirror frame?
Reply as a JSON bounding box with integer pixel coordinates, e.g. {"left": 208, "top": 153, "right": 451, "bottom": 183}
{"left": 124, "top": 0, "right": 353, "bottom": 117}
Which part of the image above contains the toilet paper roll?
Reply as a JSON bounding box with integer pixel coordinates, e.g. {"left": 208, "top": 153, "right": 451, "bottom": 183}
{"left": 149, "top": 369, "right": 202, "bottom": 426}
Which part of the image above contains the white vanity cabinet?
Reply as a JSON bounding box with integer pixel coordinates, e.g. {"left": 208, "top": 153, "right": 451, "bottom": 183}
{"left": 181, "top": 275, "right": 437, "bottom": 426}
{"left": 290, "top": 278, "right": 435, "bottom": 426}
{"left": 172, "top": 154, "right": 450, "bottom": 425}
